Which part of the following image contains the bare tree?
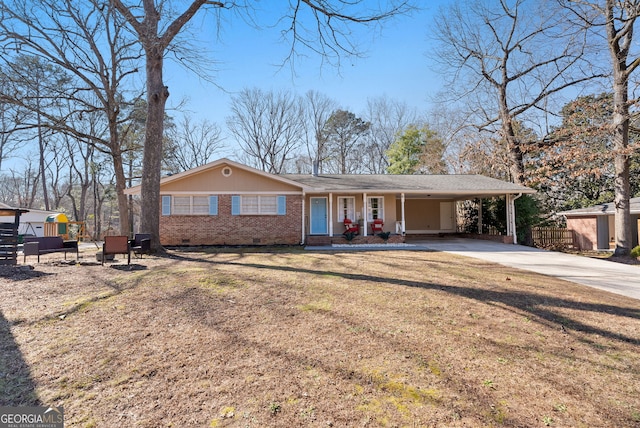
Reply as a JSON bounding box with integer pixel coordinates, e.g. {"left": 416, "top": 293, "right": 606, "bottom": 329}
{"left": 110, "top": 0, "right": 413, "bottom": 250}
{"left": 0, "top": 72, "right": 29, "bottom": 172}
{"left": 427, "top": 105, "right": 478, "bottom": 174}
{"left": 88, "top": 153, "right": 114, "bottom": 240}
{"left": 362, "top": 95, "right": 420, "bottom": 173}
{"left": 46, "top": 136, "right": 72, "bottom": 211}
{"left": 301, "top": 90, "right": 338, "bottom": 174}
{"left": 164, "top": 115, "right": 224, "bottom": 174}
{"left": 1, "top": 161, "right": 40, "bottom": 208}
{"left": 322, "top": 109, "right": 370, "bottom": 174}
{"left": 1, "top": 56, "right": 71, "bottom": 210}
{"left": 432, "top": 0, "right": 597, "bottom": 185}
{"left": 0, "top": 0, "right": 143, "bottom": 232}
{"left": 227, "top": 88, "right": 304, "bottom": 173}
{"left": 62, "top": 110, "right": 107, "bottom": 225}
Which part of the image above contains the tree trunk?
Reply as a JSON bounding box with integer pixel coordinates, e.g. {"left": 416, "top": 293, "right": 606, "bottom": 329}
{"left": 111, "top": 146, "right": 131, "bottom": 237}
{"left": 36, "top": 108, "right": 50, "bottom": 211}
{"left": 499, "top": 100, "right": 526, "bottom": 185}
{"left": 505, "top": 129, "right": 526, "bottom": 186}
{"left": 611, "top": 79, "right": 632, "bottom": 256}
{"left": 607, "top": 0, "right": 633, "bottom": 257}
{"left": 139, "top": 45, "right": 168, "bottom": 251}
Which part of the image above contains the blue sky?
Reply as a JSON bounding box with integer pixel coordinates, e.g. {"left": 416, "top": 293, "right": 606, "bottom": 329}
{"left": 162, "top": 3, "right": 444, "bottom": 155}
{"left": 1, "top": 3, "right": 446, "bottom": 172}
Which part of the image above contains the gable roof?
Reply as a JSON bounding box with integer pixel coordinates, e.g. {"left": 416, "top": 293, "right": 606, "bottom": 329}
{"left": 560, "top": 197, "right": 640, "bottom": 216}
{"left": 124, "top": 158, "right": 312, "bottom": 195}
{"left": 283, "top": 173, "right": 534, "bottom": 198}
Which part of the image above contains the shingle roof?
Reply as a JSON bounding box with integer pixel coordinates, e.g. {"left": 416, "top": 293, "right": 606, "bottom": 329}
{"left": 124, "top": 157, "right": 536, "bottom": 197}
{"left": 560, "top": 197, "right": 640, "bottom": 216}
{"left": 282, "top": 174, "right": 534, "bottom": 196}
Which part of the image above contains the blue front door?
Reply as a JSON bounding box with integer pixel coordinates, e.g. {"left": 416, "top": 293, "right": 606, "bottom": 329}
{"left": 310, "top": 197, "right": 328, "bottom": 235}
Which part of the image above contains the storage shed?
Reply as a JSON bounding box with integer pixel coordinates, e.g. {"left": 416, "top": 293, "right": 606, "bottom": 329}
{"left": 560, "top": 197, "right": 640, "bottom": 250}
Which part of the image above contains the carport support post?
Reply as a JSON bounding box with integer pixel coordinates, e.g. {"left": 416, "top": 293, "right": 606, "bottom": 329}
{"left": 506, "top": 193, "right": 522, "bottom": 244}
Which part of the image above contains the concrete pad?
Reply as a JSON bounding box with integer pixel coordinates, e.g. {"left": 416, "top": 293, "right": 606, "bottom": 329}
{"left": 418, "top": 238, "right": 640, "bottom": 301}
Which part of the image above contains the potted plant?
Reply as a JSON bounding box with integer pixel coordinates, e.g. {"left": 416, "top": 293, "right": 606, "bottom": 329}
{"left": 377, "top": 231, "right": 391, "bottom": 242}
{"left": 343, "top": 231, "right": 357, "bottom": 243}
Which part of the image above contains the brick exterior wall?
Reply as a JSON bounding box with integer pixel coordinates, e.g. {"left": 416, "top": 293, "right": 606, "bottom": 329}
{"left": 566, "top": 216, "right": 597, "bottom": 250}
{"left": 159, "top": 194, "right": 303, "bottom": 246}
{"left": 306, "top": 234, "right": 405, "bottom": 246}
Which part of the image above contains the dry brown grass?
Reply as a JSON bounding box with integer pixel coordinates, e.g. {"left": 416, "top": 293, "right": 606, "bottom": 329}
{"left": 1, "top": 247, "right": 639, "bottom": 427}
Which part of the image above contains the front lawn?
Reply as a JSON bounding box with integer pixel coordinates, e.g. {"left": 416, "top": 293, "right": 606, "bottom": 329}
{"left": 1, "top": 247, "right": 639, "bottom": 427}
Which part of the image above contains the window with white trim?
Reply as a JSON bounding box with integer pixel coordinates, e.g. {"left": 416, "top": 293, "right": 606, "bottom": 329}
{"left": 168, "top": 195, "right": 218, "bottom": 215}
{"left": 234, "top": 195, "right": 284, "bottom": 215}
{"left": 173, "top": 196, "right": 191, "bottom": 215}
{"left": 192, "top": 196, "right": 209, "bottom": 215}
{"left": 367, "top": 196, "right": 384, "bottom": 221}
{"left": 241, "top": 196, "right": 259, "bottom": 214}
{"left": 337, "top": 197, "right": 355, "bottom": 222}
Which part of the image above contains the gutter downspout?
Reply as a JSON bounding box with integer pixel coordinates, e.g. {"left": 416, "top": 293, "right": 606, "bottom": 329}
{"left": 301, "top": 191, "right": 306, "bottom": 245}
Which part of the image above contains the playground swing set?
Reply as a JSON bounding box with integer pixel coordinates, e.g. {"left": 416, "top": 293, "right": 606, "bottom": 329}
{"left": 43, "top": 213, "right": 89, "bottom": 241}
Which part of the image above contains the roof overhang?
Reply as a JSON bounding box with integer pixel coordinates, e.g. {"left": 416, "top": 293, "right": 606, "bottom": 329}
{"left": 301, "top": 190, "right": 533, "bottom": 199}
{"left": 561, "top": 210, "right": 640, "bottom": 216}
{"left": 282, "top": 173, "right": 535, "bottom": 198}
{"left": 560, "top": 197, "right": 640, "bottom": 216}
{"left": 0, "top": 208, "right": 29, "bottom": 217}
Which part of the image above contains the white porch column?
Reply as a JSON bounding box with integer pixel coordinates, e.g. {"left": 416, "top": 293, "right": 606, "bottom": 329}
{"left": 363, "top": 193, "right": 368, "bottom": 236}
{"left": 401, "top": 193, "right": 406, "bottom": 235}
{"left": 477, "top": 198, "right": 483, "bottom": 234}
{"left": 329, "top": 193, "right": 333, "bottom": 237}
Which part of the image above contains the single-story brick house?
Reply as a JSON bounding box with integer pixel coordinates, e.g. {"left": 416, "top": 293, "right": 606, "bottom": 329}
{"left": 124, "top": 158, "right": 535, "bottom": 246}
{"left": 560, "top": 197, "right": 640, "bottom": 250}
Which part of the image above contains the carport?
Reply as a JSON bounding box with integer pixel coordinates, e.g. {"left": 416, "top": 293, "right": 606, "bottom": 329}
{"left": 284, "top": 173, "right": 536, "bottom": 244}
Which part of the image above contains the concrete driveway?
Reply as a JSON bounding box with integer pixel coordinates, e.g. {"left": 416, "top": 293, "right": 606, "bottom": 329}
{"left": 416, "top": 237, "right": 640, "bottom": 301}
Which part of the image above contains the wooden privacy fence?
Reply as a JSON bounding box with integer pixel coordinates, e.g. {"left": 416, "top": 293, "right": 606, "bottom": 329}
{"left": 530, "top": 227, "right": 575, "bottom": 249}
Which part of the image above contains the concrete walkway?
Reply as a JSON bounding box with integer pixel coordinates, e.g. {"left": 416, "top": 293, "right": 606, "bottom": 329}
{"left": 416, "top": 238, "right": 640, "bottom": 301}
